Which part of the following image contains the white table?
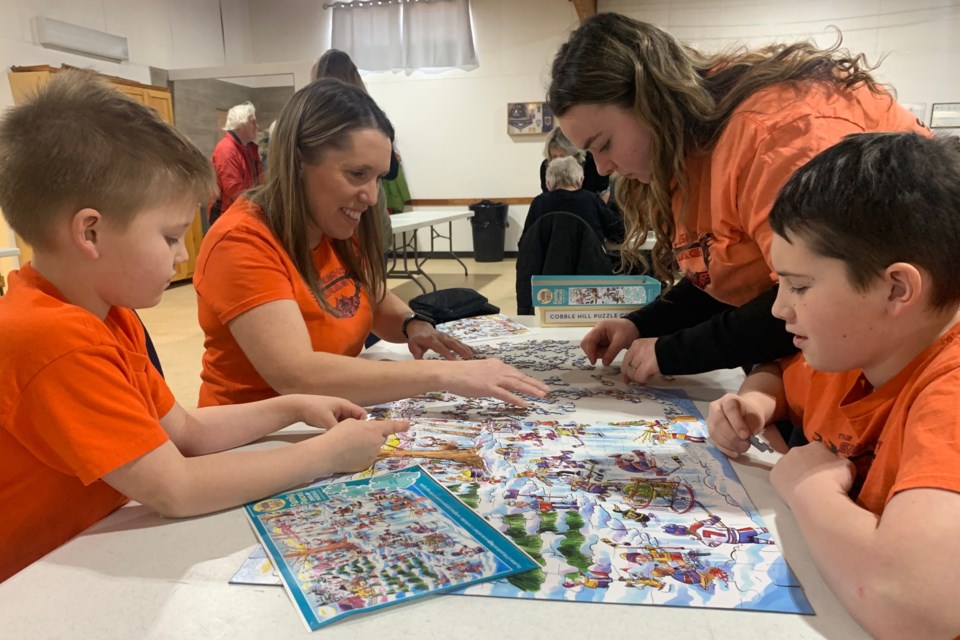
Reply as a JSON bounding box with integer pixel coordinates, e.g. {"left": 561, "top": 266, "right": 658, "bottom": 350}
{"left": 0, "top": 323, "right": 868, "bottom": 639}
{"left": 388, "top": 210, "right": 474, "bottom": 293}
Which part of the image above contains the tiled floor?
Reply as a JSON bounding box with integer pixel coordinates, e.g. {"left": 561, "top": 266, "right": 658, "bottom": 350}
{"left": 138, "top": 257, "right": 519, "bottom": 405}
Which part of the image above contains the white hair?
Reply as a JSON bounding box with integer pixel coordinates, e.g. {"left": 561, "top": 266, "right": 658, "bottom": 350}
{"left": 224, "top": 102, "right": 256, "bottom": 131}
{"left": 545, "top": 156, "right": 584, "bottom": 190}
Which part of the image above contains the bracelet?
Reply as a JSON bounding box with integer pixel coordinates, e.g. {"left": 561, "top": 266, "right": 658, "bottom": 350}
{"left": 401, "top": 312, "right": 436, "bottom": 338}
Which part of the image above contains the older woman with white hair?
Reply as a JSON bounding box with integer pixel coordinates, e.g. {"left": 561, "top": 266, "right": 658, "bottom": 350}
{"left": 538, "top": 128, "right": 609, "bottom": 196}
{"left": 523, "top": 156, "right": 624, "bottom": 244}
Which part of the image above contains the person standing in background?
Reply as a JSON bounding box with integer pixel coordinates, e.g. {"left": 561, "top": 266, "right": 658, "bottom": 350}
{"left": 539, "top": 127, "right": 609, "bottom": 198}
{"left": 210, "top": 102, "right": 262, "bottom": 225}
{"left": 257, "top": 120, "right": 277, "bottom": 173}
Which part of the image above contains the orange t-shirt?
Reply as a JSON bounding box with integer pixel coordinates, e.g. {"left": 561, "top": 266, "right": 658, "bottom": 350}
{"left": 0, "top": 265, "right": 173, "bottom": 582}
{"left": 675, "top": 82, "right": 928, "bottom": 306}
{"left": 780, "top": 323, "right": 960, "bottom": 515}
{"left": 194, "top": 198, "right": 373, "bottom": 407}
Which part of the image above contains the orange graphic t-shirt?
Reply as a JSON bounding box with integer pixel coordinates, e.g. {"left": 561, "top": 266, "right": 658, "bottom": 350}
{"left": 194, "top": 198, "right": 373, "bottom": 407}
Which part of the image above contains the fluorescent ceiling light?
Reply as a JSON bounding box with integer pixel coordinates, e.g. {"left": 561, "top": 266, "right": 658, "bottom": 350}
{"left": 35, "top": 16, "right": 129, "bottom": 62}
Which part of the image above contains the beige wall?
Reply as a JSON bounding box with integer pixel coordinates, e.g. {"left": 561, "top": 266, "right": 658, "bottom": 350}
{"left": 1, "top": 0, "right": 958, "bottom": 275}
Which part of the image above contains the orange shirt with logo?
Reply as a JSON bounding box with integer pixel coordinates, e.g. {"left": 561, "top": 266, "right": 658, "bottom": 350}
{"left": 0, "top": 265, "right": 173, "bottom": 582}
{"left": 194, "top": 198, "right": 373, "bottom": 407}
{"left": 675, "top": 82, "right": 927, "bottom": 306}
{"left": 780, "top": 323, "right": 960, "bottom": 515}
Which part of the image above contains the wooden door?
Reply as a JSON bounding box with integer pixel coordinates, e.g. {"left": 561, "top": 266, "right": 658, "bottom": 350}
{"left": 145, "top": 89, "right": 173, "bottom": 124}
{"left": 173, "top": 206, "right": 204, "bottom": 282}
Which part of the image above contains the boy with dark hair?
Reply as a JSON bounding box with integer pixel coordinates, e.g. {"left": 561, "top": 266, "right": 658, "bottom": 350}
{"left": 708, "top": 132, "right": 960, "bottom": 638}
{"left": 0, "top": 71, "right": 407, "bottom": 582}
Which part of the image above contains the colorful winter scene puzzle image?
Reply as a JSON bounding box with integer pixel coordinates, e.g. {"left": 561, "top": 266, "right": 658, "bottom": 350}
{"left": 244, "top": 468, "right": 537, "bottom": 630}
{"left": 436, "top": 313, "right": 533, "bottom": 343}
{"left": 336, "top": 338, "right": 813, "bottom": 614}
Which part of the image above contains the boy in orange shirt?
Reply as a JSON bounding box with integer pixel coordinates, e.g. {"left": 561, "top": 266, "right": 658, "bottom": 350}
{"left": 0, "top": 71, "right": 408, "bottom": 583}
{"left": 708, "top": 132, "right": 960, "bottom": 638}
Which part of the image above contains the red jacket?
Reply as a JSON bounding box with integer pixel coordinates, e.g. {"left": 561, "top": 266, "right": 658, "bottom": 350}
{"left": 210, "top": 132, "right": 261, "bottom": 215}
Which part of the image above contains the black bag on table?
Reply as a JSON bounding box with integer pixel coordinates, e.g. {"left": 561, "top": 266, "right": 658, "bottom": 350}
{"left": 409, "top": 287, "right": 500, "bottom": 324}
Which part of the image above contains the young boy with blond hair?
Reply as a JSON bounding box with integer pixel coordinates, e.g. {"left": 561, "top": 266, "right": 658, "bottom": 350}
{"left": 708, "top": 132, "right": 960, "bottom": 638}
{"left": 0, "top": 71, "right": 408, "bottom": 582}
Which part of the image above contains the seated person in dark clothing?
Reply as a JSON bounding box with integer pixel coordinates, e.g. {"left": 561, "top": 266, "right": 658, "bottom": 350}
{"left": 539, "top": 128, "right": 609, "bottom": 196}
{"left": 524, "top": 156, "right": 624, "bottom": 245}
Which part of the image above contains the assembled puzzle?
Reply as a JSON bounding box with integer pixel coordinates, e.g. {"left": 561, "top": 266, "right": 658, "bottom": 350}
{"left": 339, "top": 338, "right": 813, "bottom": 613}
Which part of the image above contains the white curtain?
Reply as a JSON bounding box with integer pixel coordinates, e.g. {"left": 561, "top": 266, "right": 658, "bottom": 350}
{"left": 331, "top": 2, "right": 403, "bottom": 72}
{"left": 330, "top": 0, "right": 477, "bottom": 72}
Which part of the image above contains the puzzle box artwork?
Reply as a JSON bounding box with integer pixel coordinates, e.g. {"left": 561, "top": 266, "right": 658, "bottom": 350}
{"left": 245, "top": 468, "right": 537, "bottom": 630}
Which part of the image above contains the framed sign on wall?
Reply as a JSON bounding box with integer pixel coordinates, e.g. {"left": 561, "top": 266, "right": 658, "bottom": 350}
{"left": 507, "top": 101, "right": 554, "bottom": 135}
{"left": 930, "top": 102, "right": 960, "bottom": 129}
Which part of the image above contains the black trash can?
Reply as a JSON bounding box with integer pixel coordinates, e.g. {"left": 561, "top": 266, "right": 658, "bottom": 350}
{"left": 468, "top": 200, "right": 509, "bottom": 262}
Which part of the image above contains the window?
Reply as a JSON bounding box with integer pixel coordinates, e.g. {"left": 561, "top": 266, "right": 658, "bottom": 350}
{"left": 329, "top": 0, "right": 478, "bottom": 72}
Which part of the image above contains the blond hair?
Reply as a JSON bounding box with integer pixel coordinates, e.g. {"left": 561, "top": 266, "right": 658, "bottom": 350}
{"left": 0, "top": 70, "right": 215, "bottom": 249}
{"left": 548, "top": 14, "right": 885, "bottom": 283}
{"left": 543, "top": 128, "right": 584, "bottom": 163}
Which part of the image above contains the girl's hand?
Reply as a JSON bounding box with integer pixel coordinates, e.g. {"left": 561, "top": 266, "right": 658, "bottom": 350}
{"left": 620, "top": 337, "right": 660, "bottom": 384}
{"left": 581, "top": 318, "right": 640, "bottom": 367}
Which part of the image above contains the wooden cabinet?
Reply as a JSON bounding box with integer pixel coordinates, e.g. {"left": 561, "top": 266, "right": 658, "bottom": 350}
{"left": 5, "top": 65, "right": 199, "bottom": 282}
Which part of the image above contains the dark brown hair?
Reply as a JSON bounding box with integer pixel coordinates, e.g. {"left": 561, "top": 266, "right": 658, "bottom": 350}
{"left": 311, "top": 49, "right": 366, "bottom": 89}
{"left": 771, "top": 132, "right": 960, "bottom": 310}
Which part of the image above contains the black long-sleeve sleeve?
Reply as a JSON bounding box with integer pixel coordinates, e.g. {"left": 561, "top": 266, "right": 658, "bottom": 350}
{"left": 632, "top": 283, "right": 798, "bottom": 375}
{"left": 596, "top": 197, "right": 625, "bottom": 244}
{"left": 625, "top": 278, "right": 733, "bottom": 337}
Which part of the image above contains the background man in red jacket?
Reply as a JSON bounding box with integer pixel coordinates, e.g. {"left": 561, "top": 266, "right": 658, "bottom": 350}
{"left": 209, "top": 101, "right": 262, "bottom": 224}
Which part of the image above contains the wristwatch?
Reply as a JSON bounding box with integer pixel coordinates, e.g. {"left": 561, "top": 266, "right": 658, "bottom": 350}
{"left": 401, "top": 311, "right": 436, "bottom": 339}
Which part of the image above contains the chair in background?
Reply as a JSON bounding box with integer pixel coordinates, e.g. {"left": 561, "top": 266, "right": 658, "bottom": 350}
{"left": 516, "top": 211, "right": 614, "bottom": 314}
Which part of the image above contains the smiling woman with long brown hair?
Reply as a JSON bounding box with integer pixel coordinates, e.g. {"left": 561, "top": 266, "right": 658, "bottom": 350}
{"left": 194, "top": 79, "right": 547, "bottom": 408}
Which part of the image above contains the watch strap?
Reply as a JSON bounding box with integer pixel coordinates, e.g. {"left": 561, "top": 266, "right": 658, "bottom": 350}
{"left": 401, "top": 312, "right": 436, "bottom": 338}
